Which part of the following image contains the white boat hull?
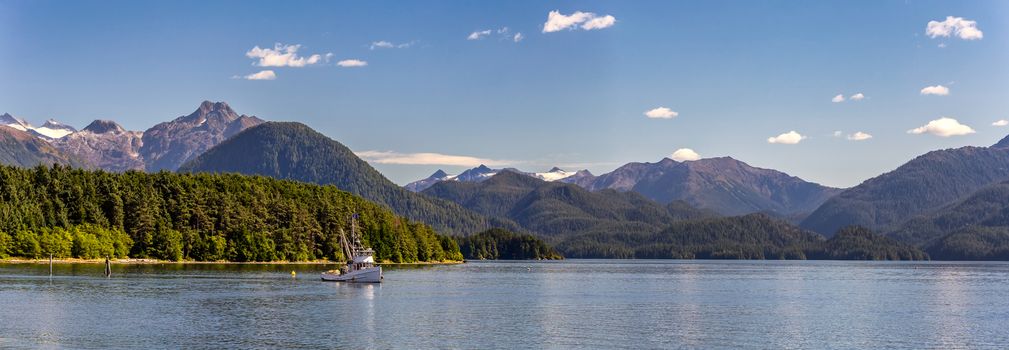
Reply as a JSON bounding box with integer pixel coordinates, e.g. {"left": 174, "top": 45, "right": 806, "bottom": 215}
{"left": 321, "top": 266, "right": 383, "bottom": 283}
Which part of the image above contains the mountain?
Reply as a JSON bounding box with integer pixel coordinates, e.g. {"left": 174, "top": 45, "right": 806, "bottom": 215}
{"left": 404, "top": 169, "right": 454, "bottom": 192}
{"left": 404, "top": 165, "right": 590, "bottom": 192}
{"left": 1, "top": 113, "right": 33, "bottom": 132}
{"left": 178, "top": 122, "right": 500, "bottom": 236}
{"left": 52, "top": 120, "right": 145, "bottom": 172}
{"left": 585, "top": 158, "right": 678, "bottom": 191}
{"left": 1, "top": 113, "right": 76, "bottom": 140}
{"left": 583, "top": 157, "right": 841, "bottom": 217}
{"left": 140, "top": 101, "right": 264, "bottom": 171}
{"left": 0, "top": 125, "right": 84, "bottom": 167}
{"left": 556, "top": 169, "right": 596, "bottom": 187}
{"left": 422, "top": 170, "right": 718, "bottom": 257}
{"left": 802, "top": 137, "right": 1009, "bottom": 235}
{"left": 889, "top": 180, "right": 1009, "bottom": 260}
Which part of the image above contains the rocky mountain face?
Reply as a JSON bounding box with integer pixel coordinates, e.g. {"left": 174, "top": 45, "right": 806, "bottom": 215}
{"left": 140, "top": 101, "right": 264, "bottom": 171}
{"left": 52, "top": 120, "right": 145, "bottom": 172}
{"left": 0, "top": 125, "right": 85, "bottom": 167}
{"left": 801, "top": 137, "right": 1009, "bottom": 235}
{"left": 585, "top": 158, "right": 679, "bottom": 192}
{"left": 625, "top": 157, "right": 842, "bottom": 216}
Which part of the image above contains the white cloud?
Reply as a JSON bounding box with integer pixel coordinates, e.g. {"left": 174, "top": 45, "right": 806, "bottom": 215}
{"left": 241, "top": 70, "right": 276, "bottom": 80}
{"left": 356, "top": 150, "right": 512, "bottom": 167}
{"left": 644, "top": 107, "right": 678, "bottom": 119}
{"left": 581, "top": 15, "right": 617, "bottom": 30}
{"left": 831, "top": 94, "right": 845, "bottom": 103}
{"left": 847, "top": 131, "right": 873, "bottom": 141}
{"left": 670, "top": 148, "right": 701, "bottom": 161}
{"left": 993, "top": 120, "right": 1009, "bottom": 127}
{"left": 370, "top": 41, "right": 394, "bottom": 50}
{"left": 926, "top": 16, "right": 983, "bottom": 40}
{"left": 542, "top": 10, "right": 617, "bottom": 33}
{"left": 336, "top": 59, "right": 368, "bottom": 67}
{"left": 370, "top": 40, "right": 416, "bottom": 50}
{"left": 907, "top": 117, "right": 976, "bottom": 137}
{"left": 467, "top": 30, "right": 492, "bottom": 40}
{"left": 246, "top": 43, "right": 329, "bottom": 67}
{"left": 850, "top": 93, "right": 865, "bottom": 101}
{"left": 767, "top": 131, "right": 806, "bottom": 144}
{"left": 513, "top": 33, "right": 524, "bottom": 42}
{"left": 920, "top": 85, "right": 950, "bottom": 96}
{"left": 833, "top": 131, "right": 843, "bottom": 137}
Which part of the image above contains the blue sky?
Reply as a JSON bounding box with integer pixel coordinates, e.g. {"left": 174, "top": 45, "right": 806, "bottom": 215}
{"left": 1, "top": 0, "right": 1007, "bottom": 187}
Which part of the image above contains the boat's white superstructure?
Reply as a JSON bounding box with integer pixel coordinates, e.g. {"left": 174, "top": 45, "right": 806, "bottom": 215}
{"left": 321, "top": 214, "right": 383, "bottom": 283}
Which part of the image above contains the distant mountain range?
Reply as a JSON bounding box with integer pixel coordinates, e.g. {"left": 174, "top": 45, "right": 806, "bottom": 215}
{"left": 0, "top": 101, "right": 262, "bottom": 172}
{"left": 3, "top": 100, "right": 1009, "bottom": 260}
{"left": 405, "top": 165, "right": 593, "bottom": 192}
{"left": 410, "top": 156, "right": 841, "bottom": 218}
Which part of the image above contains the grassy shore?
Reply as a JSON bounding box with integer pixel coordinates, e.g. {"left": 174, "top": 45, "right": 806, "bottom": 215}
{"left": 0, "top": 258, "right": 464, "bottom": 265}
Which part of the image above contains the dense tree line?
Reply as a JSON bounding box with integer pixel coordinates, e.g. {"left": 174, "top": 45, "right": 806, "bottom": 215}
{"left": 555, "top": 215, "right": 928, "bottom": 260}
{"left": 0, "top": 164, "right": 462, "bottom": 262}
{"left": 456, "top": 228, "right": 563, "bottom": 260}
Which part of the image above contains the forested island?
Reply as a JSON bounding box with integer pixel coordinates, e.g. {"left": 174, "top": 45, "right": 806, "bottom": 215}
{"left": 457, "top": 229, "right": 563, "bottom": 260}
{"left": 0, "top": 165, "right": 462, "bottom": 263}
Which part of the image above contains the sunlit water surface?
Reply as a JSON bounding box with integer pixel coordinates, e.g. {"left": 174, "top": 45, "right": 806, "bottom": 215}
{"left": 1, "top": 260, "right": 1007, "bottom": 349}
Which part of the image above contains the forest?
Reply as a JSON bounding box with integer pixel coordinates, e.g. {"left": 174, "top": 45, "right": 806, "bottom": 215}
{"left": 0, "top": 164, "right": 462, "bottom": 263}
{"left": 456, "top": 228, "right": 563, "bottom": 260}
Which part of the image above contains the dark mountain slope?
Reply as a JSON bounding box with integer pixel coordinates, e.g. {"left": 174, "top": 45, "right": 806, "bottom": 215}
{"left": 178, "top": 122, "right": 500, "bottom": 236}
{"left": 802, "top": 141, "right": 1009, "bottom": 235}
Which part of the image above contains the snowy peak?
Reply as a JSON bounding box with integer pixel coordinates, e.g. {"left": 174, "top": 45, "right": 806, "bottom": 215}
{"left": 0, "top": 114, "right": 75, "bottom": 139}
{"left": 33, "top": 119, "right": 77, "bottom": 139}
{"left": 456, "top": 164, "right": 498, "bottom": 182}
{"left": 404, "top": 165, "right": 591, "bottom": 192}
{"left": 1, "top": 113, "right": 32, "bottom": 131}
{"left": 430, "top": 169, "right": 450, "bottom": 179}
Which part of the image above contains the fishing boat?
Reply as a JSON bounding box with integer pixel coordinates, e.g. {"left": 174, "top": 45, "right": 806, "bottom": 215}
{"left": 321, "top": 214, "right": 383, "bottom": 283}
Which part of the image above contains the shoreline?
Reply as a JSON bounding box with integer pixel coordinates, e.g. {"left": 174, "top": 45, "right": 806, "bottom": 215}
{"left": 0, "top": 258, "right": 464, "bottom": 266}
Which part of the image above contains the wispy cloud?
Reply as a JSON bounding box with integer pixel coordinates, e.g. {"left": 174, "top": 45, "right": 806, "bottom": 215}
{"left": 907, "top": 117, "right": 975, "bottom": 137}
{"left": 370, "top": 40, "right": 416, "bottom": 50}
{"left": 467, "top": 30, "right": 493, "bottom": 40}
{"left": 926, "top": 16, "right": 983, "bottom": 40}
{"left": 993, "top": 119, "right": 1009, "bottom": 127}
{"left": 920, "top": 85, "right": 950, "bottom": 96}
{"left": 468, "top": 27, "right": 520, "bottom": 43}
{"left": 670, "top": 148, "right": 700, "bottom": 161}
{"left": 831, "top": 94, "right": 845, "bottom": 103}
{"left": 767, "top": 131, "right": 806, "bottom": 144}
{"left": 246, "top": 43, "right": 330, "bottom": 67}
{"left": 237, "top": 70, "right": 276, "bottom": 80}
{"left": 542, "top": 10, "right": 617, "bottom": 33}
{"left": 850, "top": 93, "right": 865, "bottom": 101}
{"left": 356, "top": 150, "right": 513, "bottom": 167}
{"left": 847, "top": 131, "right": 872, "bottom": 141}
{"left": 337, "top": 59, "right": 368, "bottom": 67}
{"left": 644, "top": 107, "right": 678, "bottom": 119}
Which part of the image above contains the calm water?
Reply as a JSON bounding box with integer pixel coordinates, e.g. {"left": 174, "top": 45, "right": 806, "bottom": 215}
{"left": 1, "top": 260, "right": 1008, "bottom": 349}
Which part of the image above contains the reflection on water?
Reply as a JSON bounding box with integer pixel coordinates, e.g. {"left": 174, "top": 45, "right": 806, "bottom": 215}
{"left": 0, "top": 261, "right": 1007, "bottom": 349}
